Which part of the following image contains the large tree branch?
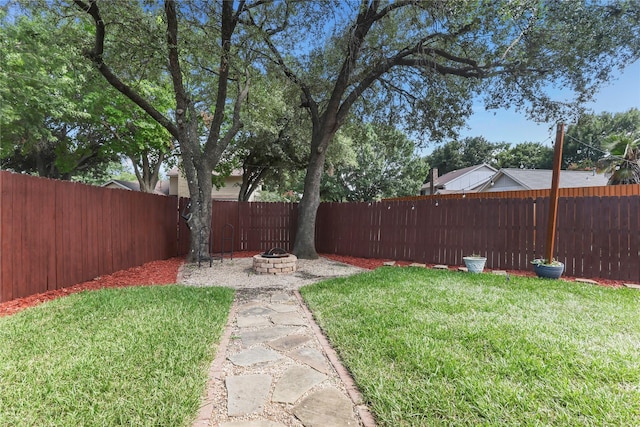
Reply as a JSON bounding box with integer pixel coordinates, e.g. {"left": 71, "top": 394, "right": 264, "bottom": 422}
{"left": 164, "top": 0, "right": 190, "bottom": 138}
{"left": 396, "top": 57, "right": 486, "bottom": 77}
{"left": 325, "top": 0, "right": 381, "bottom": 124}
{"left": 217, "top": 70, "right": 250, "bottom": 150}
{"left": 205, "top": 0, "right": 239, "bottom": 152}
{"left": 336, "top": 18, "right": 483, "bottom": 124}
{"left": 244, "top": 9, "right": 319, "bottom": 127}
{"left": 73, "top": 0, "right": 178, "bottom": 140}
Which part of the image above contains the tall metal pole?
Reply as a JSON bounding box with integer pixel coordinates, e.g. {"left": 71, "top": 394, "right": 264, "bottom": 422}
{"left": 545, "top": 123, "right": 565, "bottom": 262}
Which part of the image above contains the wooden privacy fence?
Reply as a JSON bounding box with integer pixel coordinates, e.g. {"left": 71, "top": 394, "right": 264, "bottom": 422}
{"left": 0, "top": 171, "right": 178, "bottom": 303}
{"left": 177, "top": 199, "right": 298, "bottom": 256}
{"left": 2, "top": 171, "right": 638, "bottom": 304}
{"left": 203, "top": 195, "right": 638, "bottom": 281}
{"left": 314, "top": 197, "right": 639, "bottom": 282}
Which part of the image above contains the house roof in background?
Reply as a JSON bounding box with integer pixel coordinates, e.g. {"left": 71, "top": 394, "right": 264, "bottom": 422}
{"left": 103, "top": 179, "right": 140, "bottom": 191}
{"left": 481, "top": 168, "right": 609, "bottom": 191}
{"left": 102, "top": 179, "right": 170, "bottom": 196}
{"left": 422, "top": 163, "right": 497, "bottom": 190}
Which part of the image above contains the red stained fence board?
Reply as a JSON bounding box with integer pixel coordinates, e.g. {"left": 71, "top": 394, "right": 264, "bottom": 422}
{"left": 1, "top": 172, "right": 178, "bottom": 303}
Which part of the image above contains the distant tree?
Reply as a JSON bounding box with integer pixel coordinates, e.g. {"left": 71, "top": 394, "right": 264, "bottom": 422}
{"left": 73, "top": 161, "right": 137, "bottom": 186}
{"left": 321, "top": 123, "right": 428, "bottom": 202}
{"left": 496, "top": 142, "right": 554, "bottom": 169}
{"left": 102, "top": 80, "right": 176, "bottom": 193}
{"left": 426, "top": 137, "right": 507, "bottom": 174}
{"left": 229, "top": 74, "right": 310, "bottom": 201}
{"left": 564, "top": 108, "right": 640, "bottom": 170}
{"left": 0, "top": 10, "right": 118, "bottom": 179}
{"left": 0, "top": 9, "right": 175, "bottom": 191}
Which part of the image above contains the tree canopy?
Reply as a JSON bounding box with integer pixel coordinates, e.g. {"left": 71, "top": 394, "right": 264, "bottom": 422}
{"left": 0, "top": 9, "right": 117, "bottom": 180}
{"left": 564, "top": 108, "right": 640, "bottom": 170}
{"left": 426, "top": 137, "right": 508, "bottom": 174}
{"left": 321, "top": 122, "right": 428, "bottom": 202}
{"left": 0, "top": 7, "right": 176, "bottom": 189}
{"left": 562, "top": 108, "right": 640, "bottom": 184}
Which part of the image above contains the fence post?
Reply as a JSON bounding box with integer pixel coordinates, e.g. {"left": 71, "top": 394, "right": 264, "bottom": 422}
{"left": 544, "top": 123, "right": 565, "bottom": 263}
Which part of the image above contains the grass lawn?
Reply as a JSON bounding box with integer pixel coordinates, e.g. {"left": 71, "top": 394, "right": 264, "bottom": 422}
{"left": 0, "top": 285, "right": 234, "bottom": 427}
{"left": 301, "top": 267, "right": 640, "bottom": 427}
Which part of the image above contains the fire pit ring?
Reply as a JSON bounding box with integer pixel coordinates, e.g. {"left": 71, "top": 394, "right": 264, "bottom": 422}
{"left": 253, "top": 248, "right": 297, "bottom": 275}
{"left": 260, "top": 247, "right": 290, "bottom": 258}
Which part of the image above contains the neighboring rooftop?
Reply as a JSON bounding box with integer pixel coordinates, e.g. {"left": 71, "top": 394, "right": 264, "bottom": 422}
{"left": 102, "top": 179, "right": 170, "bottom": 195}
{"left": 420, "top": 164, "right": 498, "bottom": 195}
{"left": 477, "top": 168, "right": 609, "bottom": 192}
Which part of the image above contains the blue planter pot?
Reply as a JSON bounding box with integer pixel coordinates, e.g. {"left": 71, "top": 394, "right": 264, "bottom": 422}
{"left": 533, "top": 262, "right": 565, "bottom": 279}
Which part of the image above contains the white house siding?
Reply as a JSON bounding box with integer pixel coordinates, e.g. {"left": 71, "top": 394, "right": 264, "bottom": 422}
{"left": 448, "top": 169, "right": 495, "bottom": 191}
{"left": 484, "top": 175, "right": 521, "bottom": 192}
{"left": 169, "top": 171, "right": 258, "bottom": 201}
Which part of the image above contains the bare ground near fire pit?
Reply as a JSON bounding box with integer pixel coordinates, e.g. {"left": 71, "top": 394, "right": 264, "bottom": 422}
{"left": 179, "top": 257, "right": 367, "bottom": 291}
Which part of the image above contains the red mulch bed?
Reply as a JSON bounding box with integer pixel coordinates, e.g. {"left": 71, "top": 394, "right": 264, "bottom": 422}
{"left": 1, "top": 251, "right": 633, "bottom": 317}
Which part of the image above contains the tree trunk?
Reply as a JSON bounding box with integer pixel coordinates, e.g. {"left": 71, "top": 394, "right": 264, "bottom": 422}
{"left": 182, "top": 157, "right": 215, "bottom": 262}
{"left": 292, "top": 132, "right": 331, "bottom": 259}
{"left": 131, "top": 151, "right": 164, "bottom": 193}
{"left": 238, "top": 159, "right": 268, "bottom": 201}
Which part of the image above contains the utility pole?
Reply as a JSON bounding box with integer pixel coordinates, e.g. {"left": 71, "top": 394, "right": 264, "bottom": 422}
{"left": 545, "top": 123, "right": 564, "bottom": 262}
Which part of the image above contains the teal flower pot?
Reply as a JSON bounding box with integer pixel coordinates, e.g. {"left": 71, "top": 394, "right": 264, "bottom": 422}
{"left": 533, "top": 262, "right": 564, "bottom": 279}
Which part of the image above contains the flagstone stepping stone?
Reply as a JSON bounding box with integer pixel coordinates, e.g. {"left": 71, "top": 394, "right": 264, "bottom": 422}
{"left": 237, "top": 315, "right": 272, "bottom": 328}
{"left": 221, "top": 420, "right": 287, "bottom": 427}
{"left": 237, "top": 301, "right": 264, "bottom": 312}
{"left": 288, "top": 347, "right": 332, "bottom": 375}
{"left": 268, "top": 303, "right": 298, "bottom": 313}
{"left": 433, "top": 264, "right": 449, "bottom": 269}
{"left": 239, "top": 306, "right": 276, "bottom": 316}
{"left": 268, "top": 334, "right": 311, "bottom": 351}
{"left": 576, "top": 278, "right": 599, "bottom": 285}
{"left": 221, "top": 421, "right": 287, "bottom": 427}
{"left": 270, "top": 293, "right": 295, "bottom": 303}
{"left": 228, "top": 347, "right": 283, "bottom": 367}
{"left": 458, "top": 267, "right": 468, "bottom": 272}
{"left": 409, "top": 263, "right": 426, "bottom": 267}
{"left": 293, "top": 387, "right": 357, "bottom": 427}
{"left": 492, "top": 270, "right": 508, "bottom": 275}
{"left": 383, "top": 261, "right": 396, "bottom": 266}
{"left": 226, "top": 374, "right": 272, "bottom": 416}
{"left": 272, "top": 366, "right": 327, "bottom": 404}
{"left": 240, "top": 326, "right": 298, "bottom": 347}
{"left": 624, "top": 283, "right": 640, "bottom": 289}
{"left": 271, "top": 312, "right": 306, "bottom": 326}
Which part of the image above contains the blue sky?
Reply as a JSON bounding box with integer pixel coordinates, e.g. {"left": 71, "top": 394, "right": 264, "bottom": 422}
{"left": 454, "top": 60, "right": 640, "bottom": 148}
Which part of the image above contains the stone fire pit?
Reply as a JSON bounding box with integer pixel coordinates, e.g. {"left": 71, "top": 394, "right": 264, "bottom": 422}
{"left": 252, "top": 248, "right": 298, "bottom": 275}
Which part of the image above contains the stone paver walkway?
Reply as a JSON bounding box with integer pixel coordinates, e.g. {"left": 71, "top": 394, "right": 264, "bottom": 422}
{"left": 192, "top": 289, "right": 376, "bottom": 427}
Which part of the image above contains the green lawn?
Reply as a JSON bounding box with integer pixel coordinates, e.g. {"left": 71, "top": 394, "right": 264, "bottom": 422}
{"left": 0, "top": 285, "right": 234, "bottom": 427}
{"left": 301, "top": 267, "right": 640, "bottom": 427}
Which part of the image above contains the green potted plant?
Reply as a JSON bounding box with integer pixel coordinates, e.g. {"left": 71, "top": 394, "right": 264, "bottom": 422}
{"left": 531, "top": 258, "right": 565, "bottom": 279}
{"left": 463, "top": 254, "right": 487, "bottom": 273}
